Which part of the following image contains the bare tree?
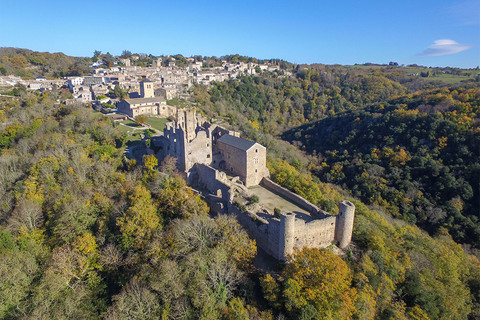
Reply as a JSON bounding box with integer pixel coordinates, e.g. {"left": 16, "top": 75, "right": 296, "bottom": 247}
{"left": 8, "top": 199, "right": 43, "bottom": 232}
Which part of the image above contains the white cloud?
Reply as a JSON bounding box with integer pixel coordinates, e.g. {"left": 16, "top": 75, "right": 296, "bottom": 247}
{"left": 417, "top": 39, "right": 471, "bottom": 57}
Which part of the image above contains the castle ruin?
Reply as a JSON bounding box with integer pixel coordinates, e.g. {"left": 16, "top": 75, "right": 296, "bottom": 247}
{"left": 155, "top": 108, "right": 355, "bottom": 260}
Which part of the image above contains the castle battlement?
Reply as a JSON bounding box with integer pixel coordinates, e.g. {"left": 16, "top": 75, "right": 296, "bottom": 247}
{"left": 155, "top": 107, "right": 355, "bottom": 261}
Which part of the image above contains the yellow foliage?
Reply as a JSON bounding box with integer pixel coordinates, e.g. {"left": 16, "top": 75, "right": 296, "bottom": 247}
{"left": 249, "top": 120, "right": 259, "bottom": 129}
{"left": 436, "top": 136, "right": 448, "bottom": 150}
{"left": 408, "top": 305, "right": 431, "bottom": 320}
{"left": 117, "top": 184, "right": 160, "bottom": 250}
{"left": 390, "top": 148, "right": 411, "bottom": 166}
{"left": 394, "top": 108, "right": 419, "bottom": 118}
{"left": 72, "top": 232, "right": 98, "bottom": 256}
{"left": 143, "top": 154, "right": 158, "bottom": 170}
{"left": 282, "top": 248, "right": 357, "bottom": 318}
{"left": 23, "top": 177, "right": 44, "bottom": 204}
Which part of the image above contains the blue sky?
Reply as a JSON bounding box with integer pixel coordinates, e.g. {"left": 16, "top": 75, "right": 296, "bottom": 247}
{"left": 1, "top": 0, "right": 479, "bottom": 68}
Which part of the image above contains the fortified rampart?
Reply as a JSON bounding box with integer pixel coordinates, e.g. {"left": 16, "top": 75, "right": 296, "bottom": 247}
{"left": 225, "top": 178, "right": 355, "bottom": 260}
{"left": 154, "top": 107, "right": 355, "bottom": 261}
{"left": 261, "top": 178, "right": 329, "bottom": 216}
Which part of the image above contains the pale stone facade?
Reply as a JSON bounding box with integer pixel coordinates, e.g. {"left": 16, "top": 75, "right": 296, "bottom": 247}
{"left": 139, "top": 79, "right": 154, "bottom": 98}
{"left": 215, "top": 135, "right": 267, "bottom": 187}
{"left": 117, "top": 97, "right": 174, "bottom": 117}
{"left": 117, "top": 79, "right": 175, "bottom": 118}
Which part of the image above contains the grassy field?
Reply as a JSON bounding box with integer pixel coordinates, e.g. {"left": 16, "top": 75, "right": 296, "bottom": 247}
{"left": 346, "top": 65, "right": 480, "bottom": 84}
{"left": 146, "top": 117, "right": 169, "bottom": 131}
{"left": 116, "top": 119, "right": 143, "bottom": 134}
{"left": 120, "top": 119, "right": 141, "bottom": 127}
{"left": 116, "top": 124, "right": 134, "bottom": 133}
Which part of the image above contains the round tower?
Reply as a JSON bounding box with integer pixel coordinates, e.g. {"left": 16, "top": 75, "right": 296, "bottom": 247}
{"left": 335, "top": 200, "right": 355, "bottom": 248}
{"left": 278, "top": 213, "right": 295, "bottom": 260}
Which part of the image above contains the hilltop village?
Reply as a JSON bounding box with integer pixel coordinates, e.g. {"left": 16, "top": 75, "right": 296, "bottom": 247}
{"left": 0, "top": 56, "right": 286, "bottom": 108}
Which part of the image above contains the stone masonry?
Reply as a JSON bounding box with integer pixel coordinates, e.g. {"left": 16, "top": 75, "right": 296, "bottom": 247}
{"left": 155, "top": 107, "right": 355, "bottom": 261}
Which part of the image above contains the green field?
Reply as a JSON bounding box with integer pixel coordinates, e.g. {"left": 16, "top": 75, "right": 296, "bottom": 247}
{"left": 346, "top": 65, "right": 480, "bottom": 84}
{"left": 116, "top": 119, "right": 143, "bottom": 134}
{"left": 120, "top": 119, "right": 141, "bottom": 127}
{"left": 146, "top": 117, "right": 169, "bottom": 131}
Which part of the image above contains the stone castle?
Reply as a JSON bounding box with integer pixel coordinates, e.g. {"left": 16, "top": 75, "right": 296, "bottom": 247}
{"left": 154, "top": 108, "right": 355, "bottom": 261}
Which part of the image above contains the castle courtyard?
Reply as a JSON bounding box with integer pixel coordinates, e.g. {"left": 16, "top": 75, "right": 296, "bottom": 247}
{"left": 248, "top": 185, "right": 311, "bottom": 219}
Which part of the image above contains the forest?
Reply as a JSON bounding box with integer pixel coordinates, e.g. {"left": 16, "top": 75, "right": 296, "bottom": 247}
{"left": 0, "top": 57, "right": 479, "bottom": 319}
{"left": 282, "top": 87, "right": 480, "bottom": 248}
{"left": 0, "top": 47, "right": 92, "bottom": 78}
{"left": 194, "top": 66, "right": 480, "bottom": 250}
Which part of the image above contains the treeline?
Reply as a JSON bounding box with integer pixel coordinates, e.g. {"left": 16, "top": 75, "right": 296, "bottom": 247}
{"left": 0, "top": 47, "right": 92, "bottom": 78}
{"left": 195, "top": 66, "right": 409, "bottom": 137}
{"left": 283, "top": 87, "right": 480, "bottom": 248}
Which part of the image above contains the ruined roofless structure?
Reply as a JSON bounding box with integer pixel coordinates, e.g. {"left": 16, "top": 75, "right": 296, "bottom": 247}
{"left": 156, "top": 108, "right": 355, "bottom": 261}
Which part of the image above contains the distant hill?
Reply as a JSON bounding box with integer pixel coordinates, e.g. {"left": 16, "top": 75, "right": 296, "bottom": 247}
{"left": 282, "top": 87, "right": 480, "bottom": 248}
{"left": 0, "top": 47, "right": 92, "bottom": 79}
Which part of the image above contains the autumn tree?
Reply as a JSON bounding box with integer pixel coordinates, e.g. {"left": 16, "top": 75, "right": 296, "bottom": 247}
{"left": 143, "top": 154, "right": 158, "bottom": 170}
{"left": 116, "top": 184, "right": 160, "bottom": 250}
{"left": 135, "top": 114, "right": 147, "bottom": 125}
{"left": 282, "top": 248, "right": 357, "bottom": 319}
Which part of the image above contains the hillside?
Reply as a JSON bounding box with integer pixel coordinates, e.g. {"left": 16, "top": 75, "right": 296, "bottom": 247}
{"left": 0, "top": 47, "right": 91, "bottom": 79}
{"left": 194, "top": 67, "right": 480, "bottom": 249}
{"left": 0, "top": 90, "right": 478, "bottom": 319}
{"left": 282, "top": 87, "right": 480, "bottom": 248}
{"left": 0, "top": 54, "right": 479, "bottom": 319}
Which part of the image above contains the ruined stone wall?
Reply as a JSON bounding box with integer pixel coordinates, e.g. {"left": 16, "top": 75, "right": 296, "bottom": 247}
{"left": 157, "top": 104, "right": 175, "bottom": 117}
{"left": 195, "top": 164, "right": 230, "bottom": 202}
{"left": 261, "top": 178, "right": 320, "bottom": 213}
{"left": 228, "top": 203, "right": 272, "bottom": 257}
{"left": 294, "top": 216, "right": 337, "bottom": 249}
{"left": 185, "top": 130, "right": 212, "bottom": 174}
{"left": 225, "top": 198, "right": 354, "bottom": 261}
{"left": 162, "top": 123, "right": 186, "bottom": 171}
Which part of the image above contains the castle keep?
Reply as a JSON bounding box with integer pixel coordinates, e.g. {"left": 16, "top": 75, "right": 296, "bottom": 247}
{"left": 155, "top": 108, "right": 355, "bottom": 260}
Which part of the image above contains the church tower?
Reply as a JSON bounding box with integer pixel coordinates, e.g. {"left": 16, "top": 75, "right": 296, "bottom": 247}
{"left": 140, "top": 79, "right": 154, "bottom": 98}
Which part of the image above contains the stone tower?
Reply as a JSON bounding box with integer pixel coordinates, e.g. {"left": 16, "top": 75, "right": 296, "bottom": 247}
{"left": 335, "top": 200, "right": 355, "bottom": 248}
{"left": 177, "top": 108, "right": 197, "bottom": 142}
{"left": 278, "top": 213, "right": 296, "bottom": 260}
{"left": 140, "top": 79, "right": 154, "bottom": 98}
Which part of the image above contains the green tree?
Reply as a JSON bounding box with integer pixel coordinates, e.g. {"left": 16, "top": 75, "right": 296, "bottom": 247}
{"left": 113, "top": 84, "right": 127, "bottom": 100}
